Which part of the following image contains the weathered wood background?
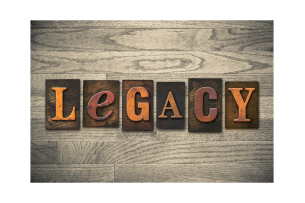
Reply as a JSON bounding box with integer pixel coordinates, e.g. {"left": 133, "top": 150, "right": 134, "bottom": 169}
{"left": 31, "top": 20, "right": 273, "bottom": 182}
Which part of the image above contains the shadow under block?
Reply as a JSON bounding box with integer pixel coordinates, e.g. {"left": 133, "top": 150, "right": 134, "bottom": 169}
{"left": 45, "top": 79, "right": 80, "bottom": 130}
{"left": 122, "top": 80, "right": 153, "bottom": 131}
{"left": 188, "top": 78, "right": 222, "bottom": 132}
{"left": 83, "top": 80, "right": 119, "bottom": 127}
{"left": 225, "top": 82, "right": 259, "bottom": 129}
{"left": 157, "top": 82, "right": 185, "bottom": 129}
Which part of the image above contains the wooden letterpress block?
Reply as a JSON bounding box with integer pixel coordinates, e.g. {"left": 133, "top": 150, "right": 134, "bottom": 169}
{"left": 45, "top": 79, "right": 80, "bottom": 130}
{"left": 83, "top": 80, "right": 120, "bottom": 127}
{"left": 188, "top": 78, "right": 222, "bottom": 132}
{"left": 225, "top": 82, "right": 259, "bottom": 129}
{"left": 122, "top": 80, "right": 153, "bottom": 131}
{"left": 157, "top": 82, "right": 185, "bottom": 129}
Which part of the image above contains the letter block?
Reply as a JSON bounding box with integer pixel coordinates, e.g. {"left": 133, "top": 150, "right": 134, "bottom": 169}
{"left": 157, "top": 82, "right": 185, "bottom": 129}
{"left": 188, "top": 78, "right": 222, "bottom": 132}
{"left": 122, "top": 80, "right": 153, "bottom": 131}
{"left": 83, "top": 80, "right": 119, "bottom": 127}
{"left": 225, "top": 82, "right": 259, "bottom": 128}
{"left": 45, "top": 79, "right": 80, "bottom": 130}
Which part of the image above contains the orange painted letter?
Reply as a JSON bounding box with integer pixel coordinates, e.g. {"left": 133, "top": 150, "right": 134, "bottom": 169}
{"left": 52, "top": 87, "right": 75, "bottom": 120}
{"left": 87, "top": 91, "right": 114, "bottom": 120}
{"left": 158, "top": 91, "right": 182, "bottom": 118}
{"left": 194, "top": 87, "right": 217, "bottom": 122}
{"left": 228, "top": 88, "right": 255, "bottom": 122}
{"left": 126, "top": 87, "right": 149, "bottom": 121}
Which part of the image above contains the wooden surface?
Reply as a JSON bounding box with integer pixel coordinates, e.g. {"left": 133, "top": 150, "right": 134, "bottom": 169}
{"left": 31, "top": 20, "right": 273, "bottom": 182}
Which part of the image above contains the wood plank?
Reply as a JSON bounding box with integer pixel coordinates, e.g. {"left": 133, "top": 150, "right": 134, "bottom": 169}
{"left": 31, "top": 29, "right": 273, "bottom": 52}
{"left": 31, "top": 51, "right": 273, "bottom": 75}
{"left": 31, "top": 21, "right": 272, "bottom": 52}
{"left": 31, "top": 141, "right": 57, "bottom": 164}
{"left": 31, "top": 119, "right": 273, "bottom": 141}
{"left": 114, "top": 163, "right": 273, "bottom": 182}
{"left": 31, "top": 20, "right": 273, "bottom": 29}
{"left": 31, "top": 164, "right": 114, "bottom": 182}
{"left": 57, "top": 141, "right": 273, "bottom": 164}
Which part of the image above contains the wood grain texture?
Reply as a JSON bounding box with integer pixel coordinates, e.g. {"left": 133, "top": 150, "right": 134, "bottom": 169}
{"left": 57, "top": 141, "right": 273, "bottom": 164}
{"left": 31, "top": 141, "right": 57, "bottom": 164}
{"left": 114, "top": 163, "right": 273, "bottom": 182}
{"left": 31, "top": 20, "right": 273, "bottom": 29}
{"left": 31, "top": 21, "right": 273, "bottom": 182}
{"left": 31, "top": 51, "right": 273, "bottom": 75}
{"left": 31, "top": 164, "right": 114, "bottom": 182}
{"left": 31, "top": 21, "right": 272, "bottom": 52}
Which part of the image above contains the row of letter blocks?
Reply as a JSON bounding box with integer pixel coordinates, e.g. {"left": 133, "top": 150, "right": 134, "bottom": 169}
{"left": 45, "top": 79, "right": 259, "bottom": 131}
